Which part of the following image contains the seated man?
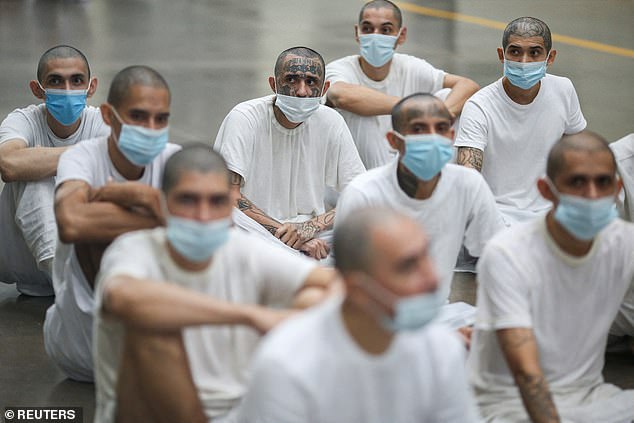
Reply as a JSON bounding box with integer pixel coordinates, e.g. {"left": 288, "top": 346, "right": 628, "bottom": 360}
{"left": 43, "top": 65, "right": 181, "bottom": 382}
{"left": 468, "top": 131, "right": 634, "bottom": 422}
{"left": 0, "top": 45, "right": 108, "bottom": 296}
{"left": 93, "top": 146, "right": 334, "bottom": 423}
{"left": 336, "top": 93, "right": 503, "bottom": 323}
{"left": 214, "top": 46, "right": 365, "bottom": 260}
{"left": 237, "top": 208, "right": 479, "bottom": 422}
{"left": 325, "top": 0, "right": 479, "bottom": 169}
{"left": 456, "top": 17, "right": 587, "bottom": 227}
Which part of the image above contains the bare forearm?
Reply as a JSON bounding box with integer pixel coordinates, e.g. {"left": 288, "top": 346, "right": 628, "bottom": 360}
{"left": 0, "top": 146, "right": 68, "bottom": 182}
{"left": 91, "top": 183, "right": 162, "bottom": 220}
{"left": 327, "top": 82, "right": 399, "bottom": 116}
{"left": 457, "top": 147, "right": 483, "bottom": 172}
{"left": 443, "top": 78, "right": 479, "bottom": 117}
{"left": 236, "top": 194, "right": 281, "bottom": 235}
{"left": 516, "top": 372, "right": 560, "bottom": 423}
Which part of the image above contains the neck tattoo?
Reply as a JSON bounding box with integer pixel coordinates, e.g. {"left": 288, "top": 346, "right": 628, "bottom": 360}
{"left": 396, "top": 164, "right": 419, "bottom": 198}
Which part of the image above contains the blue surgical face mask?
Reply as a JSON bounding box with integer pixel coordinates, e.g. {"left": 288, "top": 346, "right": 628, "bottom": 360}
{"left": 166, "top": 215, "right": 231, "bottom": 263}
{"left": 358, "top": 28, "right": 402, "bottom": 68}
{"left": 381, "top": 290, "right": 444, "bottom": 332}
{"left": 41, "top": 84, "right": 88, "bottom": 126}
{"left": 274, "top": 84, "right": 324, "bottom": 123}
{"left": 546, "top": 178, "right": 618, "bottom": 241}
{"left": 110, "top": 106, "right": 169, "bottom": 166}
{"left": 503, "top": 54, "right": 549, "bottom": 90}
{"left": 396, "top": 132, "right": 453, "bottom": 181}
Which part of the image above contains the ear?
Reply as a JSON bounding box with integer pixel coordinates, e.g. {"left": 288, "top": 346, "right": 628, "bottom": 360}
{"left": 395, "top": 26, "right": 407, "bottom": 48}
{"left": 354, "top": 24, "right": 360, "bottom": 43}
{"left": 447, "top": 127, "right": 456, "bottom": 143}
{"left": 497, "top": 47, "right": 505, "bottom": 64}
{"left": 321, "top": 80, "right": 331, "bottom": 96}
{"left": 100, "top": 103, "right": 113, "bottom": 127}
{"left": 537, "top": 178, "right": 557, "bottom": 203}
{"left": 547, "top": 50, "right": 557, "bottom": 66}
{"left": 29, "top": 80, "right": 45, "bottom": 100}
{"left": 268, "top": 76, "right": 276, "bottom": 94}
{"left": 615, "top": 177, "right": 623, "bottom": 196}
{"left": 386, "top": 131, "right": 404, "bottom": 154}
{"left": 86, "top": 77, "right": 98, "bottom": 98}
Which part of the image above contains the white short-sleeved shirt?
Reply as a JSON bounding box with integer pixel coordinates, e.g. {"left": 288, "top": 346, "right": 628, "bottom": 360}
{"left": 214, "top": 95, "right": 365, "bottom": 223}
{"left": 93, "top": 228, "right": 317, "bottom": 423}
{"left": 610, "top": 133, "right": 634, "bottom": 222}
{"left": 326, "top": 53, "right": 446, "bottom": 169}
{"left": 335, "top": 160, "right": 504, "bottom": 301}
{"left": 0, "top": 103, "right": 108, "bottom": 148}
{"left": 454, "top": 75, "right": 587, "bottom": 224}
{"left": 43, "top": 137, "right": 181, "bottom": 382}
{"left": 469, "top": 218, "right": 634, "bottom": 395}
{"left": 236, "top": 295, "right": 479, "bottom": 423}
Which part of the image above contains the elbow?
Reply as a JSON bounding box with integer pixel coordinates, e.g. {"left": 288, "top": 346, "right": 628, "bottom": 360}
{"left": 56, "top": 209, "right": 82, "bottom": 243}
{"left": 105, "top": 281, "right": 137, "bottom": 321}
{"left": 0, "top": 161, "right": 18, "bottom": 183}
{"left": 464, "top": 78, "right": 480, "bottom": 95}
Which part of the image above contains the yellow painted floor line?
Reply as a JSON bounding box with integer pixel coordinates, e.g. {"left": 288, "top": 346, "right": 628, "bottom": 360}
{"left": 396, "top": 2, "right": 634, "bottom": 59}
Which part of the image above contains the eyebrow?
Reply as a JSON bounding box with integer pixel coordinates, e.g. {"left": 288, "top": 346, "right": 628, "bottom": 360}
{"left": 361, "top": 20, "right": 394, "bottom": 26}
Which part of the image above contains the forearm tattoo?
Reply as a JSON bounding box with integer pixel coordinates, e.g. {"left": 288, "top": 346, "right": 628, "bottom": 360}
{"left": 457, "top": 147, "right": 483, "bottom": 172}
{"left": 396, "top": 165, "right": 419, "bottom": 198}
{"left": 516, "top": 373, "right": 560, "bottom": 423}
{"left": 236, "top": 194, "right": 280, "bottom": 236}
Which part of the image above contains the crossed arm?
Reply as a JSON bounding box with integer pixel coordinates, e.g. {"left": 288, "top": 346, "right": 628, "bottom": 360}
{"left": 0, "top": 139, "right": 70, "bottom": 182}
{"left": 230, "top": 171, "right": 333, "bottom": 259}
{"left": 497, "top": 327, "right": 561, "bottom": 423}
{"left": 103, "top": 267, "right": 336, "bottom": 333}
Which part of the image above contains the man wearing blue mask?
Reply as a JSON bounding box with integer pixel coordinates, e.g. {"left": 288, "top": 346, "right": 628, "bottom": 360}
{"left": 336, "top": 93, "right": 503, "bottom": 332}
{"left": 0, "top": 45, "right": 108, "bottom": 296}
{"left": 325, "top": 0, "right": 479, "bottom": 169}
{"left": 215, "top": 46, "right": 365, "bottom": 260}
{"left": 468, "top": 131, "right": 634, "bottom": 422}
{"left": 93, "top": 145, "right": 335, "bottom": 423}
{"left": 43, "top": 65, "right": 181, "bottom": 382}
{"left": 235, "top": 208, "right": 479, "bottom": 422}
{"left": 456, "top": 17, "right": 587, "bottom": 227}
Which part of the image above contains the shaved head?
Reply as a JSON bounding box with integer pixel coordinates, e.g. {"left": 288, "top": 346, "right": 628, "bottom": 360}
{"left": 274, "top": 47, "right": 325, "bottom": 79}
{"left": 503, "top": 17, "right": 552, "bottom": 52}
{"left": 359, "top": 0, "right": 403, "bottom": 28}
{"left": 162, "top": 144, "right": 229, "bottom": 194}
{"left": 547, "top": 131, "right": 616, "bottom": 180}
{"left": 391, "top": 92, "right": 453, "bottom": 133}
{"left": 37, "top": 45, "right": 90, "bottom": 82}
{"left": 107, "top": 65, "right": 170, "bottom": 108}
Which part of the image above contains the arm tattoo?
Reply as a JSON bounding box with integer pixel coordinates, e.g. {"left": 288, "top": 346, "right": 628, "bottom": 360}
{"left": 314, "top": 209, "right": 335, "bottom": 231}
{"left": 457, "top": 147, "right": 483, "bottom": 172}
{"left": 396, "top": 164, "right": 419, "bottom": 198}
{"left": 236, "top": 194, "right": 280, "bottom": 235}
{"left": 516, "top": 373, "right": 560, "bottom": 423}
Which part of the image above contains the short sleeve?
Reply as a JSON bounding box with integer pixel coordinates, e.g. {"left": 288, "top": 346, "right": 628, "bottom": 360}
{"left": 408, "top": 56, "right": 445, "bottom": 93}
{"left": 214, "top": 108, "right": 257, "bottom": 182}
{"left": 56, "top": 143, "right": 95, "bottom": 188}
{"left": 249, "top": 237, "right": 317, "bottom": 307}
{"left": 475, "top": 240, "right": 533, "bottom": 330}
{"left": 0, "top": 109, "right": 33, "bottom": 147}
{"left": 325, "top": 57, "right": 355, "bottom": 85}
{"left": 454, "top": 100, "right": 488, "bottom": 151}
{"left": 236, "top": 355, "right": 311, "bottom": 423}
{"left": 463, "top": 173, "right": 505, "bottom": 257}
{"left": 564, "top": 80, "right": 587, "bottom": 134}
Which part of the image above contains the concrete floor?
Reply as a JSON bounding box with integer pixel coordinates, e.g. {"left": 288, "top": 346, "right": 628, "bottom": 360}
{"left": 0, "top": 0, "right": 632, "bottom": 418}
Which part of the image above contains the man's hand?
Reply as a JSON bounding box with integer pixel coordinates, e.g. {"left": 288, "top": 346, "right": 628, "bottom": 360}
{"left": 275, "top": 220, "right": 320, "bottom": 249}
{"left": 457, "top": 326, "right": 473, "bottom": 350}
{"left": 91, "top": 181, "right": 165, "bottom": 224}
{"left": 299, "top": 238, "right": 330, "bottom": 260}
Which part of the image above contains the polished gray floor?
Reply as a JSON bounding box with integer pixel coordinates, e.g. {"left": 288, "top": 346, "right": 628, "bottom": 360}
{"left": 1, "top": 0, "right": 633, "bottom": 419}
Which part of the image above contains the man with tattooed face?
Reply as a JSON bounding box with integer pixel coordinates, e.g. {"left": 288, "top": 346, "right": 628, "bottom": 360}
{"left": 336, "top": 93, "right": 503, "bottom": 329}
{"left": 215, "top": 47, "right": 365, "bottom": 260}
{"left": 455, "top": 17, "right": 586, "bottom": 227}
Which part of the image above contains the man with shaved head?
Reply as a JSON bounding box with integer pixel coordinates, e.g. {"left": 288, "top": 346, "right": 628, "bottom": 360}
{"left": 456, "top": 17, "right": 586, "bottom": 227}
{"left": 0, "top": 45, "right": 108, "bottom": 296}
{"left": 325, "top": 0, "right": 479, "bottom": 169}
{"left": 469, "top": 131, "right": 634, "bottom": 422}
{"left": 336, "top": 93, "right": 503, "bottom": 325}
{"left": 236, "top": 208, "right": 479, "bottom": 422}
{"left": 43, "top": 65, "right": 181, "bottom": 381}
{"left": 215, "top": 46, "right": 365, "bottom": 260}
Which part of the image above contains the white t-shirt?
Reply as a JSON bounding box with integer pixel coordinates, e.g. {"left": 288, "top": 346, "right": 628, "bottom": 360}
{"left": 43, "top": 137, "right": 181, "bottom": 382}
{"left": 214, "top": 95, "right": 365, "bottom": 223}
{"left": 335, "top": 160, "right": 504, "bottom": 301}
{"left": 610, "top": 133, "right": 634, "bottom": 222}
{"left": 0, "top": 104, "right": 109, "bottom": 289}
{"left": 454, "top": 74, "right": 587, "bottom": 225}
{"left": 236, "top": 295, "right": 479, "bottom": 423}
{"left": 469, "top": 218, "right": 634, "bottom": 399}
{"left": 93, "top": 228, "right": 317, "bottom": 423}
{"left": 326, "top": 53, "right": 446, "bottom": 169}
